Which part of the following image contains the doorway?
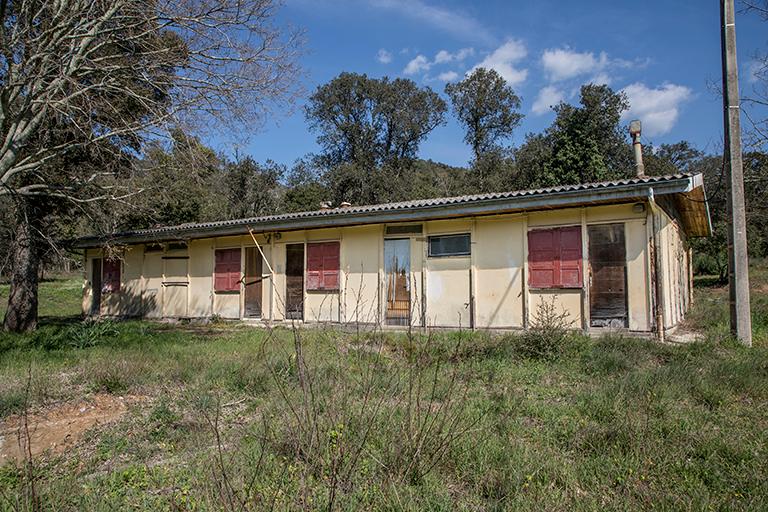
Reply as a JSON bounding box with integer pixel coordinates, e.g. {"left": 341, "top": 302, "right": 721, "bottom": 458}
{"left": 384, "top": 238, "right": 410, "bottom": 326}
{"left": 285, "top": 244, "right": 304, "bottom": 320}
{"left": 588, "top": 224, "right": 628, "bottom": 328}
{"left": 91, "top": 258, "right": 102, "bottom": 315}
{"left": 244, "top": 247, "right": 263, "bottom": 318}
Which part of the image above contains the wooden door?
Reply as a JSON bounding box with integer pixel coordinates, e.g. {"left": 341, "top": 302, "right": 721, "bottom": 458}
{"left": 384, "top": 238, "right": 410, "bottom": 326}
{"left": 588, "top": 224, "right": 628, "bottom": 328}
{"left": 91, "top": 258, "right": 102, "bottom": 315}
{"left": 244, "top": 247, "right": 263, "bottom": 318}
{"left": 163, "top": 256, "right": 189, "bottom": 317}
{"left": 285, "top": 244, "right": 304, "bottom": 320}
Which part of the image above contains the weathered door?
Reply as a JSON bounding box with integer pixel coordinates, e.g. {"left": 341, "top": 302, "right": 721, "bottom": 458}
{"left": 91, "top": 258, "right": 102, "bottom": 315}
{"left": 285, "top": 244, "right": 304, "bottom": 320}
{"left": 384, "top": 238, "right": 410, "bottom": 326}
{"left": 163, "top": 256, "right": 189, "bottom": 317}
{"left": 588, "top": 224, "right": 628, "bottom": 328}
{"left": 244, "top": 247, "right": 263, "bottom": 318}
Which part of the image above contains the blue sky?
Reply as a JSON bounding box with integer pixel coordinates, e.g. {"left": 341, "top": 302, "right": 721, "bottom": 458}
{"left": 228, "top": 0, "right": 766, "bottom": 168}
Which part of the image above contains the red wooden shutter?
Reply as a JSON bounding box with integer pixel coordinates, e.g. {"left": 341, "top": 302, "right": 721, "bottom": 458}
{"left": 528, "top": 227, "right": 583, "bottom": 288}
{"left": 215, "top": 248, "right": 241, "bottom": 292}
{"left": 322, "top": 242, "right": 340, "bottom": 290}
{"left": 528, "top": 229, "right": 556, "bottom": 288}
{"left": 306, "top": 243, "right": 323, "bottom": 290}
{"left": 102, "top": 259, "right": 121, "bottom": 293}
{"left": 559, "top": 226, "right": 583, "bottom": 288}
{"left": 306, "top": 242, "right": 340, "bottom": 291}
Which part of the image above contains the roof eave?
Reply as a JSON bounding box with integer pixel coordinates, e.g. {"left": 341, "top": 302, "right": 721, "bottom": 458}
{"left": 72, "top": 176, "right": 697, "bottom": 248}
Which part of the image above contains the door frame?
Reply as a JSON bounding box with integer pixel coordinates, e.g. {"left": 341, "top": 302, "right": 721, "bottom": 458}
{"left": 244, "top": 246, "right": 263, "bottom": 318}
{"left": 587, "top": 222, "right": 629, "bottom": 328}
{"left": 91, "top": 257, "right": 102, "bottom": 316}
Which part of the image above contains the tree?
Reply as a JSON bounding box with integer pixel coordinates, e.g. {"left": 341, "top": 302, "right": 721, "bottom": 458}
{"left": 516, "top": 84, "right": 632, "bottom": 188}
{"left": 305, "top": 73, "right": 446, "bottom": 172}
{"left": 1, "top": 0, "right": 302, "bottom": 332}
{"left": 283, "top": 158, "right": 330, "bottom": 213}
{"left": 444, "top": 68, "right": 523, "bottom": 161}
{"left": 224, "top": 158, "right": 285, "bottom": 219}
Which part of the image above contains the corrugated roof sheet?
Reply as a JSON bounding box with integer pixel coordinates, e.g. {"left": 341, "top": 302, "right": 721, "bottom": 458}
{"left": 74, "top": 173, "right": 706, "bottom": 246}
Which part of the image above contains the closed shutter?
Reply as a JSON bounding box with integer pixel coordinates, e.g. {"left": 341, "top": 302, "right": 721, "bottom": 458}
{"left": 215, "top": 248, "right": 241, "bottom": 292}
{"left": 322, "top": 242, "right": 340, "bottom": 290}
{"left": 306, "top": 241, "right": 340, "bottom": 291}
{"left": 102, "top": 259, "right": 121, "bottom": 293}
{"left": 528, "top": 229, "right": 557, "bottom": 288}
{"left": 559, "top": 226, "right": 583, "bottom": 288}
{"left": 306, "top": 243, "right": 323, "bottom": 290}
{"left": 528, "top": 227, "right": 582, "bottom": 288}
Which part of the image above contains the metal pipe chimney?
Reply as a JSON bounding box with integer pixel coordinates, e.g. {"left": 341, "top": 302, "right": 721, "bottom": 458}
{"left": 629, "top": 119, "right": 645, "bottom": 178}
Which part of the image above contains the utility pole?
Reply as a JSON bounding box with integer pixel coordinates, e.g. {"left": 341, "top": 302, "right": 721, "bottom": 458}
{"left": 720, "top": 0, "right": 752, "bottom": 346}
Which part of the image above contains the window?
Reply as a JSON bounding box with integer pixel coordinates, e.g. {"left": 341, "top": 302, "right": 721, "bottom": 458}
{"left": 102, "top": 259, "right": 121, "bottom": 293}
{"left": 306, "top": 241, "right": 340, "bottom": 291}
{"left": 214, "top": 248, "right": 241, "bottom": 292}
{"left": 385, "top": 224, "right": 422, "bottom": 236}
{"left": 527, "top": 226, "right": 582, "bottom": 288}
{"left": 428, "top": 234, "right": 470, "bottom": 257}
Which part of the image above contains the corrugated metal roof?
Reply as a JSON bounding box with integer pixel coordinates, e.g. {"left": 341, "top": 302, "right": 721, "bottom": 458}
{"left": 74, "top": 173, "right": 706, "bottom": 247}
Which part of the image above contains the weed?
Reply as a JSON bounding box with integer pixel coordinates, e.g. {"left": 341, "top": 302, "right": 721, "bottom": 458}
{"left": 515, "top": 296, "right": 575, "bottom": 360}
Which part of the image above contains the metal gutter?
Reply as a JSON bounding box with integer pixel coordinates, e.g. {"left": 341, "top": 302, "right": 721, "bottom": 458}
{"left": 72, "top": 174, "right": 697, "bottom": 248}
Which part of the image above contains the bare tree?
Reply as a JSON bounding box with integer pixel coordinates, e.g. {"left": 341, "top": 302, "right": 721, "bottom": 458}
{"left": 741, "top": 1, "right": 768, "bottom": 149}
{"left": 0, "top": 0, "right": 302, "bottom": 331}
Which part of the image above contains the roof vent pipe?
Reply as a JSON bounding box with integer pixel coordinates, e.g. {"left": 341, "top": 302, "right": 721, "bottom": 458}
{"left": 320, "top": 201, "right": 332, "bottom": 210}
{"left": 339, "top": 201, "right": 352, "bottom": 208}
{"left": 629, "top": 119, "right": 645, "bottom": 178}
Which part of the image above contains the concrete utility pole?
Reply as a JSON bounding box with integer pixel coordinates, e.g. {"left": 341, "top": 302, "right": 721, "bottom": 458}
{"left": 720, "top": 0, "right": 752, "bottom": 346}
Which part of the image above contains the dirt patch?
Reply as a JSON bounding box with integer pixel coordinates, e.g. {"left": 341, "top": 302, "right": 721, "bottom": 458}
{"left": 0, "top": 394, "right": 140, "bottom": 464}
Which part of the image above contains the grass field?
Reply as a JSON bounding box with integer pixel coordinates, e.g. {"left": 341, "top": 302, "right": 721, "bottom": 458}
{"left": 0, "top": 267, "right": 766, "bottom": 510}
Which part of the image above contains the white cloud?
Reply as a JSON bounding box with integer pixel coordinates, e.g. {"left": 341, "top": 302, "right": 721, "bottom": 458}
{"left": 370, "top": 0, "right": 494, "bottom": 45}
{"left": 434, "top": 50, "right": 453, "bottom": 64}
{"left": 748, "top": 59, "right": 764, "bottom": 83}
{"left": 470, "top": 39, "right": 528, "bottom": 86}
{"left": 590, "top": 72, "right": 612, "bottom": 86}
{"left": 377, "top": 49, "right": 393, "bottom": 64}
{"left": 541, "top": 48, "right": 609, "bottom": 82}
{"left": 532, "top": 86, "right": 565, "bottom": 115}
{"left": 435, "top": 47, "right": 474, "bottom": 64}
{"left": 621, "top": 82, "right": 693, "bottom": 136}
{"left": 436, "top": 70, "right": 459, "bottom": 82}
{"left": 404, "top": 54, "right": 430, "bottom": 75}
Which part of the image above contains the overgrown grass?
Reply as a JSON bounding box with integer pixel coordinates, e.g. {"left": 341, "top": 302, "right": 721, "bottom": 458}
{"left": 0, "top": 264, "right": 766, "bottom": 510}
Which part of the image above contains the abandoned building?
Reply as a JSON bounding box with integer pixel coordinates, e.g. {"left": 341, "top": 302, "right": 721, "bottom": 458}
{"left": 74, "top": 172, "right": 710, "bottom": 337}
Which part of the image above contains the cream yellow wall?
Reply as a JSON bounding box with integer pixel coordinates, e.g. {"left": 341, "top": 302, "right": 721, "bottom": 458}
{"left": 188, "top": 239, "right": 213, "bottom": 317}
{"left": 529, "top": 289, "right": 582, "bottom": 328}
{"left": 142, "top": 250, "right": 163, "bottom": 318}
{"left": 341, "top": 225, "right": 380, "bottom": 324}
{"left": 625, "top": 220, "right": 650, "bottom": 331}
{"left": 424, "top": 219, "right": 472, "bottom": 328}
{"left": 121, "top": 246, "right": 144, "bottom": 317}
{"left": 81, "top": 201, "right": 667, "bottom": 332}
{"left": 656, "top": 210, "right": 688, "bottom": 330}
{"left": 474, "top": 216, "right": 524, "bottom": 328}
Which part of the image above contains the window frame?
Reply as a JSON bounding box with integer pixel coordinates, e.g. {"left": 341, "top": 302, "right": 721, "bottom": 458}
{"left": 427, "top": 233, "right": 471, "bottom": 258}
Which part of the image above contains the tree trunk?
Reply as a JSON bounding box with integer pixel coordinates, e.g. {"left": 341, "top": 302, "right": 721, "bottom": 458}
{"left": 3, "top": 201, "right": 41, "bottom": 333}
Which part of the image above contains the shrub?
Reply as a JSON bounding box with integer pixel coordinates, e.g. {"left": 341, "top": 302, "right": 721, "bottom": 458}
{"left": 516, "top": 297, "right": 574, "bottom": 360}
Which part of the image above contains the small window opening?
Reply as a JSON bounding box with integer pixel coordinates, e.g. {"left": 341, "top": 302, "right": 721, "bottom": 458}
{"left": 428, "top": 233, "right": 471, "bottom": 257}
